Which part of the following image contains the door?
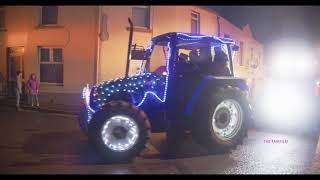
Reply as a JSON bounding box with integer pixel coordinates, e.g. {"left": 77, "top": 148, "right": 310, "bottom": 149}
{"left": 7, "top": 47, "right": 25, "bottom": 97}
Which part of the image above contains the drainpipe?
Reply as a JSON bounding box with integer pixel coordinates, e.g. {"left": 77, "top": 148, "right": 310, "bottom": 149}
{"left": 217, "top": 16, "right": 221, "bottom": 37}
{"left": 95, "top": 6, "right": 102, "bottom": 84}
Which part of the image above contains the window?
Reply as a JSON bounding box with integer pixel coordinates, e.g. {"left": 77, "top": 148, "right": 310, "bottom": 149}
{"left": 191, "top": 11, "right": 200, "bottom": 34}
{"left": 0, "top": 6, "right": 4, "bottom": 29}
{"left": 132, "top": 6, "right": 150, "bottom": 28}
{"left": 39, "top": 47, "right": 63, "bottom": 84}
{"left": 41, "top": 6, "right": 58, "bottom": 25}
{"left": 239, "top": 41, "right": 244, "bottom": 66}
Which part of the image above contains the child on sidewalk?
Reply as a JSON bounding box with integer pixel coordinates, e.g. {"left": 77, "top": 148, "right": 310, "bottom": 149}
{"left": 27, "top": 73, "right": 40, "bottom": 107}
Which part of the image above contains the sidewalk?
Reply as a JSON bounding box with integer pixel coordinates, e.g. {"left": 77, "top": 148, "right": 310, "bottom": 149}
{"left": 0, "top": 97, "right": 80, "bottom": 115}
{"left": 307, "top": 137, "right": 320, "bottom": 174}
{"left": 308, "top": 154, "right": 320, "bottom": 174}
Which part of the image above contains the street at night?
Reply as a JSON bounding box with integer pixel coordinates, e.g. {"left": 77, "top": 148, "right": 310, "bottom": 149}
{"left": 1, "top": 5, "right": 320, "bottom": 175}
{"left": 0, "top": 106, "right": 319, "bottom": 174}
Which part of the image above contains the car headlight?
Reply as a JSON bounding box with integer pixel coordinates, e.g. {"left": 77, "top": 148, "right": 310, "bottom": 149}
{"left": 255, "top": 81, "right": 315, "bottom": 128}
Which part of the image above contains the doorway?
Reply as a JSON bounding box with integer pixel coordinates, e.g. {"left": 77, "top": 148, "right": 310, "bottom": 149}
{"left": 7, "top": 47, "right": 25, "bottom": 97}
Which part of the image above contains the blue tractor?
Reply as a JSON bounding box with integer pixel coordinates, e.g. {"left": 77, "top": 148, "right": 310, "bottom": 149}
{"left": 79, "top": 19, "right": 253, "bottom": 162}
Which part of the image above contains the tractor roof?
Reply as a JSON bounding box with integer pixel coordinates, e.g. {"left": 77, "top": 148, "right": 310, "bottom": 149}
{"left": 151, "top": 32, "right": 236, "bottom": 47}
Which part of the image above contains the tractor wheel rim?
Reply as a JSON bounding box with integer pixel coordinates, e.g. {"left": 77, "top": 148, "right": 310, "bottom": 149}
{"left": 212, "top": 99, "right": 243, "bottom": 141}
{"left": 101, "top": 115, "right": 139, "bottom": 152}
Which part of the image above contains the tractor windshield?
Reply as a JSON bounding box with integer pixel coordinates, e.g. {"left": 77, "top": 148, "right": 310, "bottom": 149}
{"left": 136, "top": 43, "right": 169, "bottom": 76}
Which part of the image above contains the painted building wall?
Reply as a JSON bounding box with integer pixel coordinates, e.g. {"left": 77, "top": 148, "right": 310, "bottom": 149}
{"left": 0, "top": 6, "right": 97, "bottom": 105}
{"left": 98, "top": 6, "right": 264, "bottom": 86}
{"left": 219, "top": 17, "right": 264, "bottom": 84}
{"left": 98, "top": 6, "right": 179, "bottom": 81}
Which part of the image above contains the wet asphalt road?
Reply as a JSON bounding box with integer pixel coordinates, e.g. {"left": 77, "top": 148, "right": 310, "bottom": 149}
{"left": 0, "top": 106, "right": 319, "bottom": 174}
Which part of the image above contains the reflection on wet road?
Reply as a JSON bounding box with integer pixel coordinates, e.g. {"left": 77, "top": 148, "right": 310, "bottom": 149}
{"left": 0, "top": 108, "right": 319, "bottom": 174}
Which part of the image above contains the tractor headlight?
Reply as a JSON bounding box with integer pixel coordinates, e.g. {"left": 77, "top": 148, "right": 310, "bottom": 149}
{"left": 82, "top": 84, "right": 91, "bottom": 106}
{"left": 81, "top": 84, "right": 95, "bottom": 123}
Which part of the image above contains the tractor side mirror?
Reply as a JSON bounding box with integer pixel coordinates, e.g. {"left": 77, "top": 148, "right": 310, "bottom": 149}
{"left": 232, "top": 45, "right": 239, "bottom": 51}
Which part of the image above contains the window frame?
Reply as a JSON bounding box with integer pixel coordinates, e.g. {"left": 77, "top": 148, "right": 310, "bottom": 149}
{"left": 40, "top": 6, "right": 59, "bottom": 26}
{"left": 38, "top": 46, "right": 64, "bottom": 85}
{"left": 191, "top": 11, "right": 200, "bottom": 34}
{"left": 131, "top": 6, "right": 151, "bottom": 29}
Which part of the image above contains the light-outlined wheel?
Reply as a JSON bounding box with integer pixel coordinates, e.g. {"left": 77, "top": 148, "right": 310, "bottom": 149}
{"left": 192, "top": 87, "right": 251, "bottom": 153}
{"left": 88, "top": 100, "right": 150, "bottom": 163}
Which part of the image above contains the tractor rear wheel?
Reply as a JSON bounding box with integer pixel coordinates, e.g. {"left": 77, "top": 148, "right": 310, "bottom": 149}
{"left": 192, "top": 87, "right": 250, "bottom": 153}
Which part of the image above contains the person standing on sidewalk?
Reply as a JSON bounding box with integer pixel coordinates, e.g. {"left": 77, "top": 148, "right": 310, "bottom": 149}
{"left": 15, "top": 71, "right": 22, "bottom": 111}
{"left": 27, "top": 73, "right": 40, "bottom": 108}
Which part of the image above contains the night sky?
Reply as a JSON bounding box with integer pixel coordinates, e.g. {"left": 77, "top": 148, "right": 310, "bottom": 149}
{"left": 210, "top": 6, "right": 320, "bottom": 61}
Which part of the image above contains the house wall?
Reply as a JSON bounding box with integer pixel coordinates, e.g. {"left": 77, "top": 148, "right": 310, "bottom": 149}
{"left": 219, "top": 16, "right": 264, "bottom": 86}
{"left": 0, "top": 6, "right": 97, "bottom": 105}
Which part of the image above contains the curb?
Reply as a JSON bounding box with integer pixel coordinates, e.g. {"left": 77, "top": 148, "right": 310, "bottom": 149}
{"left": 307, "top": 136, "right": 320, "bottom": 174}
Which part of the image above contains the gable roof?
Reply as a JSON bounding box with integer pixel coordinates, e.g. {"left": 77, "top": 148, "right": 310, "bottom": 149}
{"left": 242, "top": 24, "right": 253, "bottom": 37}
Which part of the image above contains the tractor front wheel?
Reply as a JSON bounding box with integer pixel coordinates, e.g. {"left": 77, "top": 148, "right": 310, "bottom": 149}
{"left": 88, "top": 101, "right": 151, "bottom": 163}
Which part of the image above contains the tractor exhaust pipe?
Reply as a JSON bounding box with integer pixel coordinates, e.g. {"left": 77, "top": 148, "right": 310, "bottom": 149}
{"left": 125, "top": 18, "right": 134, "bottom": 78}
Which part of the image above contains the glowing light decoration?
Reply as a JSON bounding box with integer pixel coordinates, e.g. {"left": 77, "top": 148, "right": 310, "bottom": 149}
{"left": 82, "top": 84, "right": 95, "bottom": 122}
{"left": 89, "top": 72, "right": 166, "bottom": 110}
{"left": 136, "top": 41, "right": 172, "bottom": 107}
{"left": 162, "top": 71, "right": 167, "bottom": 76}
{"left": 101, "top": 115, "right": 139, "bottom": 152}
{"left": 176, "top": 33, "right": 236, "bottom": 45}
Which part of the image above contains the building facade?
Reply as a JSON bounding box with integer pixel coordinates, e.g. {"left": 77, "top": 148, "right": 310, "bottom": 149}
{"left": 0, "top": 6, "right": 98, "bottom": 105}
{"left": 0, "top": 6, "right": 263, "bottom": 106}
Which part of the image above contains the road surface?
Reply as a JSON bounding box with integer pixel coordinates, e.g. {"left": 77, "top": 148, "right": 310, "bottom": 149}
{"left": 0, "top": 106, "right": 319, "bottom": 174}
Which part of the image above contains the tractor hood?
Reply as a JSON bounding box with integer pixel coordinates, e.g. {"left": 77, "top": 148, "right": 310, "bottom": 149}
{"left": 89, "top": 73, "right": 166, "bottom": 110}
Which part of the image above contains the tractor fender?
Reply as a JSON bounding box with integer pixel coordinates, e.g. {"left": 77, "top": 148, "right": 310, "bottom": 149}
{"left": 184, "top": 75, "right": 250, "bottom": 116}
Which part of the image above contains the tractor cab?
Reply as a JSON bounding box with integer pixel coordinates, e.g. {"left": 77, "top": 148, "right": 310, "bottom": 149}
{"left": 131, "top": 32, "right": 239, "bottom": 79}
